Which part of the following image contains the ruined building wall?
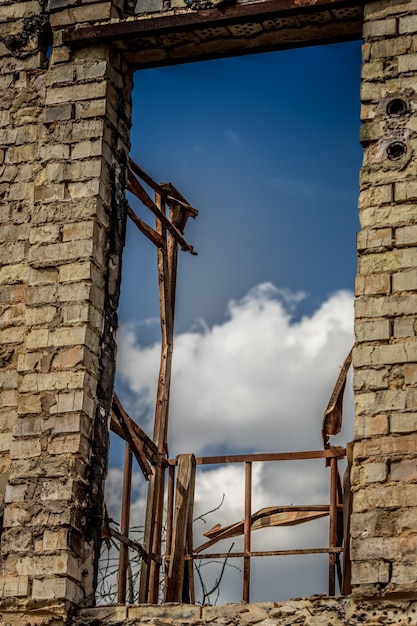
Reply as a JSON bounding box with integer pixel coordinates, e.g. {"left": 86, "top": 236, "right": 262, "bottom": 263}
{"left": 2, "top": 0, "right": 417, "bottom": 624}
{"left": 0, "top": 0, "right": 133, "bottom": 622}
{"left": 351, "top": 0, "right": 417, "bottom": 598}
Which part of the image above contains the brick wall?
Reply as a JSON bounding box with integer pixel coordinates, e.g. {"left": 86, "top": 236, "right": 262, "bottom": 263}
{"left": 352, "top": 0, "right": 417, "bottom": 598}
{"left": 0, "top": 1, "right": 132, "bottom": 622}
{"left": 2, "top": 0, "right": 417, "bottom": 623}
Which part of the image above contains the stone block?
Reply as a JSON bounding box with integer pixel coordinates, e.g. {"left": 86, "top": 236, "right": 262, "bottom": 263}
{"left": 355, "top": 274, "right": 391, "bottom": 296}
{"left": 362, "top": 17, "right": 397, "bottom": 38}
{"left": 391, "top": 459, "right": 417, "bottom": 482}
{"left": 395, "top": 181, "right": 417, "bottom": 203}
{"left": 0, "top": 575, "right": 30, "bottom": 598}
{"left": 58, "top": 282, "right": 93, "bottom": 304}
{"left": 135, "top": 0, "right": 163, "bottom": 12}
{"left": 15, "top": 552, "right": 81, "bottom": 581}
{"left": 39, "top": 143, "right": 71, "bottom": 161}
{"left": 393, "top": 318, "right": 417, "bottom": 337}
{"left": 48, "top": 432, "right": 90, "bottom": 456}
{"left": 17, "top": 394, "right": 43, "bottom": 415}
{"left": 128, "top": 604, "right": 202, "bottom": 619}
{"left": 32, "top": 576, "right": 83, "bottom": 603}
{"left": 391, "top": 562, "right": 417, "bottom": 584}
{"left": 363, "top": 462, "right": 388, "bottom": 484}
{"left": 62, "top": 220, "right": 96, "bottom": 242}
{"left": 356, "top": 294, "right": 417, "bottom": 319}
{"left": 351, "top": 560, "right": 390, "bottom": 585}
{"left": 395, "top": 224, "right": 417, "bottom": 247}
{"left": 354, "top": 413, "right": 389, "bottom": 439}
{"left": 75, "top": 60, "right": 108, "bottom": 82}
{"left": 357, "top": 227, "right": 392, "bottom": 251}
{"left": 0, "top": 264, "right": 29, "bottom": 285}
{"left": 355, "top": 318, "right": 391, "bottom": 342}
{"left": 67, "top": 179, "right": 101, "bottom": 200}
{"left": 43, "top": 104, "right": 74, "bottom": 124}
{"left": 10, "top": 437, "right": 42, "bottom": 460}
{"left": 399, "top": 14, "right": 417, "bottom": 34}
{"left": 354, "top": 367, "right": 389, "bottom": 391}
{"left": 391, "top": 412, "right": 417, "bottom": 434}
{"left": 71, "top": 139, "right": 103, "bottom": 159}
{"left": 353, "top": 483, "right": 417, "bottom": 511}
{"left": 28, "top": 240, "right": 95, "bottom": 267}
{"left": 354, "top": 432, "right": 417, "bottom": 461}
{"left": 78, "top": 606, "right": 129, "bottom": 621}
{"left": 28, "top": 268, "right": 59, "bottom": 286}
{"left": 354, "top": 341, "right": 417, "bottom": 367}
{"left": 75, "top": 99, "right": 107, "bottom": 119}
{"left": 13, "top": 415, "right": 42, "bottom": 437}
{"left": 46, "top": 82, "right": 107, "bottom": 107}
{"left": 393, "top": 269, "right": 417, "bottom": 293}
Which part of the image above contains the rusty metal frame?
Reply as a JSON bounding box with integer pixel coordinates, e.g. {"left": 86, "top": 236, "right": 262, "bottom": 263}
{"left": 164, "top": 447, "right": 346, "bottom": 602}
{"left": 64, "top": 0, "right": 361, "bottom": 45}
{"left": 104, "top": 160, "right": 351, "bottom": 605}
{"left": 107, "top": 160, "right": 198, "bottom": 604}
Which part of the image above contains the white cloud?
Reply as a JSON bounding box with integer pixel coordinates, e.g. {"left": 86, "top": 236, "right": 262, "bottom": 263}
{"left": 117, "top": 283, "right": 354, "bottom": 456}
{"left": 110, "top": 284, "right": 354, "bottom": 603}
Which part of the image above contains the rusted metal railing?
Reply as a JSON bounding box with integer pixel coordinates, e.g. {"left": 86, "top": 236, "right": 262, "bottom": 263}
{"left": 164, "top": 447, "right": 346, "bottom": 602}
{"left": 103, "top": 160, "right": 351, "bottom": 605}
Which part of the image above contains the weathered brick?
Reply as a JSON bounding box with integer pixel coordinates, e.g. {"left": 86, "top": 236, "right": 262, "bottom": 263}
{"left": 391, "top": 412, "right": 417, "bottom": 433}
{"left": 32, "top": 576, "right": 83, "bottom": 603}
{"left": 393, "top": 270, "right": 417, "bottom": 293}
{"left": 354, "top": 340, "right": 417, "bottom": 367}
{"left": 351, "top": 560, "right": 390, "bottom": 585}
{"left": 355, "top": 274, "right": 391, "bottom": 296}
{"left": 357, "top": 228, "right": 392, "bottom": 251}
{"left": 391, "top": 459, "right": 417, "bottom": 482}
{"left": 363, "top": 462, "right": 388, "bottom": 484}
{"left": 0, "top": 575, "right": 30, "bottom": 598}
{"left": 399, "top": 14, "right": 417, "bottom": 34}
{"left": 355, "top": 319, "right": 391, "bottom": 342}
{"left": 393, "top": 318, "right": 417, "bottom": 337}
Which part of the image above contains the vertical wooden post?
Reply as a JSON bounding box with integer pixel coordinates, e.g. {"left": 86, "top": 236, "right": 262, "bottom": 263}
{"left": 184, "top": 459, "right": 196, "bottom": 603}
{"left": 342, "top": 442, "right": 353, "bottom": 595}
{"left": 243, "top": 461, "right": 252, "bottom": 602}
{"left": 166, "top": 454, "right": 196, "bottom": 602}
{"left": 328, "top": 456, "right": 338, "bottom": 596}
{"left": 118, "top": 443, "right": 132, "bottom": 603}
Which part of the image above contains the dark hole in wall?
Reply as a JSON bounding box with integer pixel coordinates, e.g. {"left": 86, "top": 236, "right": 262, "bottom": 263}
{"left": 386, "top": 98, "right": 407, "bottom": 117}
{"left": 387, "top": 141, "right": 407, "bottom": 160}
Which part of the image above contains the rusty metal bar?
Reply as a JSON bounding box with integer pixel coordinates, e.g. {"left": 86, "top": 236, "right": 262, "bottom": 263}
{"left": 167, "top": 448, "right": 345, "bottom": 466}
{"left": 128, "top": 169, "right": 197, "bottom": 255}
{"left": 110, "top": 527, "right": 152, "bottom": 561}
{"left": 63, "top": 0, "right": 363, "bottom": 45}
{"left": 328, "top": 456, "right": 338, "bottom": 596}
{"left": 164, "top": 463, "right": 176, "bottom": 594}
{"left": 127, "top": 205, "right": 165, "bottom": 249}
{"left": 117, "top": 443, "right": 133, "bottom": 603}
{"left": 112, "top": 394, "right": 154, "bottom": 479}
{"left": 243, "top": 461, "right": 252, "bottom": 602}
{"left": 182, "top": 547, "right": 344, "bottom": 560}
{"left": 129, "top": 160, "right": 198, "bottom": 218}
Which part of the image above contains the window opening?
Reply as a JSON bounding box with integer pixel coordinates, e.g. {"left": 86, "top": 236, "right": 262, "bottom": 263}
{"left": 101, "top": 40, "right": 360, "bottom": 601}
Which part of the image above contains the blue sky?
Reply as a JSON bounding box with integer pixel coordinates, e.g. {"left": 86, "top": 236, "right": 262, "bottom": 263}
{"left": 119, "top": 39, "right": 363, "bottom": 335}
{"left": 105, "top": 39, "right": 363, "bottom": 603}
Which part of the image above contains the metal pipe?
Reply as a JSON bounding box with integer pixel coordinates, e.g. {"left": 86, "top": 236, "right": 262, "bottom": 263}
{"left": 118, "top": 443, "right": 132, "bottom": 603}
{"left": 164, "top": 463, "right": 175, "bottom": 597}
{"left": 243, "top": 461, "right": 252, "bottom": 602}
{"left": 167, "top": 448, "right": 346, "bottom": 466}
{"left": 328, "top": 456, "right": 338, "bottom": 596}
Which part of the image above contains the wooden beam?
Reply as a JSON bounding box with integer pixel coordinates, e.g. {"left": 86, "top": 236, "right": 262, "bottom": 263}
{"left": 165, "top": 454, "right": 196, "bottom": 602}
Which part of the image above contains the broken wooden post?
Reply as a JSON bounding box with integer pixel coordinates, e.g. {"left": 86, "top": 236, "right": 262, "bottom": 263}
{"left": 165, "top": 454, "right": 196, "bottom": 602}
